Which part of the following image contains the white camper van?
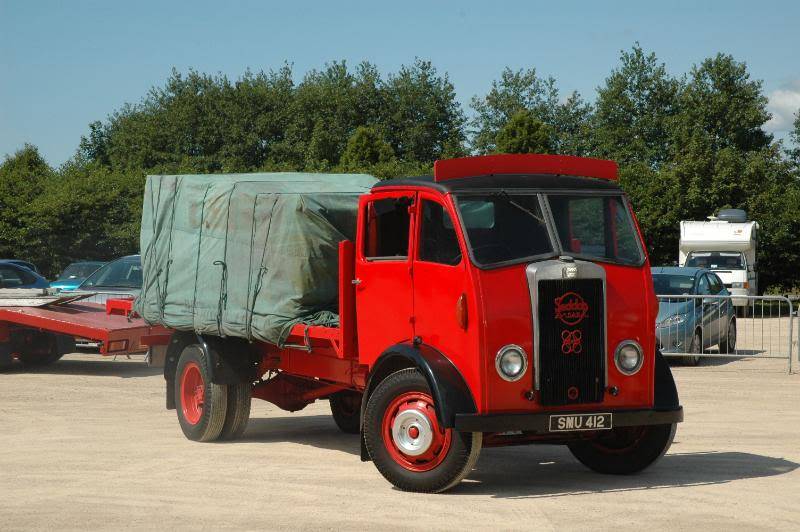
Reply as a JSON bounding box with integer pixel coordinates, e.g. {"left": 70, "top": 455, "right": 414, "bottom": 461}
{"left": 679, "top": 209, "right": 758, "bottom": 310}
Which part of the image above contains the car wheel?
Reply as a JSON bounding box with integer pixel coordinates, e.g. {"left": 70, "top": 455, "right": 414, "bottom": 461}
{"left": 681, "top": 330, "right": 702, "bottom": 366}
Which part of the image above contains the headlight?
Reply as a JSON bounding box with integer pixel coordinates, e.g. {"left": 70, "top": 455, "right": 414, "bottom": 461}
{"left": 659, "top": 314, "right": 687, "bottom": 327}
{"left": 614, "top": 340, "right": 643, "bottom": 375}
{"left": 495, "top": 344, "right": 528, "bottom": 382}
{"left": 731, "top": 282, "right": 748, "bottom": 289}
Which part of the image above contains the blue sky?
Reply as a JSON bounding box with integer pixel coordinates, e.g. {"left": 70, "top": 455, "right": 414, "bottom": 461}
{"left": 1, "top": 0, "right": 799, "bottom": 166}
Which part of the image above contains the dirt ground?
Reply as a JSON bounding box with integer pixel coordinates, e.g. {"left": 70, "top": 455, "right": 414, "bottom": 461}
{"left": 1, "top": 353, "right": 799, "bottom": 531}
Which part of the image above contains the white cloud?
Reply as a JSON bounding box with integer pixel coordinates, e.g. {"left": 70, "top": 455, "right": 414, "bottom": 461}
{"left": 766, "top": 80, "right": 800, "bottom": 133}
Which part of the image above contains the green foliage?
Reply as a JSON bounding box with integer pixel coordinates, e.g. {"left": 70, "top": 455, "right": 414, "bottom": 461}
{"left": 494, "top": 111, "right": 553, "bottom": 154}
{"left": 470, "top": 67, "right": 592, "bottom": 155}
{"left": 340, "top": 126, "right": 395, "bottom": 168}
{"left": 3, "top": 52, "right": 799, "bottom": 289}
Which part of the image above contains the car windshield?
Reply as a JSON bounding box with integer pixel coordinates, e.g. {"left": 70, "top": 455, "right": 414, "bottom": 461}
{"left": 81, "top": 258, "right": 142, "bottom": 289}
{"left": 685, "top": 251, "right": 744, "bottom": 270}
{"left": 59, "top": 262, "right": 104, "bottom": 280}
{"left": 653, "top": 274, "right": 696, "bottom": 295}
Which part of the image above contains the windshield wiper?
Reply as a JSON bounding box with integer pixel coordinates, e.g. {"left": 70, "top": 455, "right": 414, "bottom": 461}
{"left": 493, "top": 190, "right": 546, "bottom": 225}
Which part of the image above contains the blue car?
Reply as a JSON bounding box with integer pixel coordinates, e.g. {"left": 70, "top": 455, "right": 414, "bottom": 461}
{"left": 0, "top": 260, "right": 50, "bottom": 289}
{"left": 652, "top": 267, "right": 737, "bottom": 366}
{"left": 50, "top": 261, "right": 107, "bottom": 291}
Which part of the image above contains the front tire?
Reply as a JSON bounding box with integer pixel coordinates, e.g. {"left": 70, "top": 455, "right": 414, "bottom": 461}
{"left": 681, "top": 330, "right": 702, "bottom": 366}
{"left": 175, "top": 344, "right": 228, "bottom": 442}
{"left": 568, "top": 423, "right": 676, "bottom": 474}
{"left": 363, "top": 368, "right": 482, "bottom": 493}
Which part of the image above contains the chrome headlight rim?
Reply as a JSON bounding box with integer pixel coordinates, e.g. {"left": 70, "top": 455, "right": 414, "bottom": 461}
{"left": 614, "top": 340, "right": 644, "bottom": 376}
{"left": 495, "top": 344, "right": 528, "bottom": 382}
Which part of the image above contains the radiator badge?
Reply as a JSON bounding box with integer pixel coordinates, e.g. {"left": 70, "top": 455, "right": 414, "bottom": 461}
{"left": 554, "top": 291, "right": 589, "bottom": 326}
{"left": 561, "top": 329, "right": 582, "bottom": 354}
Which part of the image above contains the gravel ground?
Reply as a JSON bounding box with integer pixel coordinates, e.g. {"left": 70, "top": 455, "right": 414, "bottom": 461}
{"left": 1, "top": 352, "right": 799, "bottom": 531}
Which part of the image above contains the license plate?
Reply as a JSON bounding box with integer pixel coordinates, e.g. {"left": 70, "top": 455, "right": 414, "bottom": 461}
{"left": 549, "top": 413, "right": 612, "bottom": 432}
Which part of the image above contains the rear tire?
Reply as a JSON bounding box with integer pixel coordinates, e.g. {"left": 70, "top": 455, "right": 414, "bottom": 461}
{"left": 364, "top": 368, "right": 482, "bottom": 493}
{"left": 175, "top": 344, "right": 228, "bottom": 442}
{"left": 568, "top": 423, "right": 676, "bottom": 474}
{"left": 16, "top": 332, "right": 74, "bottom": 367}
{"left": 220, "top": 383, "right": 251, "bottom": 440}
{"left": 719, "top": 318, "right": 736, "bottom": 354}
{"left": 329, "top": 390, "right": 362, "bottom": 434}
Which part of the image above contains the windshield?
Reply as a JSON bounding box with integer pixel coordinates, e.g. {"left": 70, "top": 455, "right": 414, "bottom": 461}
{"left": 685, "top": 251, "right": 744, "bottom": 270}
{"left": 653, "top": 274, "right": 696, "bottom": 295}
{"left": 81, "top": 258, "right": 142, "bottom": 289}
{"left": 59, "top": 262, "right": 105, "bottom": 280}
{"left": 454, "top": 192, "right": 644, "bottom": 268}
{"left": 454, "top": 194, "right": 554, "bottom": 266}
{"left": 547, "top": 194, "right": 644, "bottom": 265}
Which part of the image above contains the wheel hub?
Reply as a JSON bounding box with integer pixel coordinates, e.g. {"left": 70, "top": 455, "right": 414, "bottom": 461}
{"left": 391, "top": 408, "right": 433, "bottom": 456}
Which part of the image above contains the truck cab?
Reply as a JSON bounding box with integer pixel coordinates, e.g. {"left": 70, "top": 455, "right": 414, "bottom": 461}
{"left": 352, "top": 154, "right": 682, "bottom": 491}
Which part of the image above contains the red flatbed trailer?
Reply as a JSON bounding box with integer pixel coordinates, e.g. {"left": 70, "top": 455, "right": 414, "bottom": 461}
{"left": 0, "top": 299, "right": 168, "bottom": 366}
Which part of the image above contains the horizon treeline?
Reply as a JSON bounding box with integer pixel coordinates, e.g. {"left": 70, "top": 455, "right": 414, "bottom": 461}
{"left": 2, "top": 45, "right": 799, "bottom": 290}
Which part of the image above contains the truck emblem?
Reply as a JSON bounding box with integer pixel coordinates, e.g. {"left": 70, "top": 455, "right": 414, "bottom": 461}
{"left": 567, "top": 386, "right": 580, "bottom": 400}
{"left": 561, "top": 330, "right": 582, "bottom": 354}
{"left": 554, "top": 292, "right": 589, "bottom": 325}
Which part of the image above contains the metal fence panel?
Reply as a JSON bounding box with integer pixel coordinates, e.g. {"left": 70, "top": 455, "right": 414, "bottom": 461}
{"left": 655, "top": 294, "right": 794, "bottom": 373}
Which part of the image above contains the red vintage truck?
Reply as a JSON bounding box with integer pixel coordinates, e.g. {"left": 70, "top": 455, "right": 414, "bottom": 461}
{"left": 144, "top": 154, "right": 683, "bottom": 492}
{"left": 0, "top": 154, "right": 682, "bottom": 493}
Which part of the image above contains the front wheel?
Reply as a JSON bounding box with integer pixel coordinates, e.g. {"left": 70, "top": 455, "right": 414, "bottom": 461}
{"left": 681, "top": 330, "right": 702, "bottom": 366}
{"left": 719, "top": 318, "right": 736, "bottom": 354}
{"left": 363, "top": 368, "right": 482, "bottom": 493}
{"left": 567, "top": 423, "right": 676, "bottom": 474}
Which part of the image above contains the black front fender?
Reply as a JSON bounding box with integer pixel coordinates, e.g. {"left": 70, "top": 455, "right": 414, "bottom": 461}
{"left": 363, "top": 343, "right": 477, "bottom": 429}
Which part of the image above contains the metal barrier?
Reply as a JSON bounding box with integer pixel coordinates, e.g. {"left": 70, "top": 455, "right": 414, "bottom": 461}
{"left": 655, "top": 294, "right": 795, "bottom": 373}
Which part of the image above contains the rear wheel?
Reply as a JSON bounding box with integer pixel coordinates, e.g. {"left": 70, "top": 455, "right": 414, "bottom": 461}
{"left": 719, "top": 318, "right": 736, "bottom": 354}
{"left": 175, "top": 345, "right": 228, "bottom": 442}
{"left": 220, "top": 382, "right": 251, "bottom": 440}
{"left": 568, "top": 423, "right": 676, "bottom": 474}
{"left": 16, "top": 331, "right": 74, "bottom": 367}
{"left": 329, "top": 390, "right": 361, "bottom": 434}
{"left": 363, "top": 368, "right": 482, "bottom": 493}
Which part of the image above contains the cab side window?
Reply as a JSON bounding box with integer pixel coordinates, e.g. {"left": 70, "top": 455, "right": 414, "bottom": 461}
{"left": 363, "top": 196, "right": 412, "bottom": 260}
{"left": 418, "top": 200, "right": 461, "bottom": 266}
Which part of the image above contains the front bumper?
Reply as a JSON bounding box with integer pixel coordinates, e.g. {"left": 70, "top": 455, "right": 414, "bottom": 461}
{"left": 454, "top": 406, "right": 683, "bottom": 433}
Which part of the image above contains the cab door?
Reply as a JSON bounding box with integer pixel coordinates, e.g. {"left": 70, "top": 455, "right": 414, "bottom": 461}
{"left": 411, "top": 193, "right": 471, "bottom": 372}
{"left": 355, "top": 191, "right": 416, "bottom": 365}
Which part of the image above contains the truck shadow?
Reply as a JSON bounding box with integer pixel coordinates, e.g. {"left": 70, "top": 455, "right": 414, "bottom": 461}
{"left": 1, "top": 356, "right": 160, "bottom": 378}
{"left": 455, "top": 446, "right": 798, "bottom": 498}
{"left": 238, "top": 416, "right": 797, "bottom": 498}
{"left": 240, "top": 415, "right": 360, "bottom": 455}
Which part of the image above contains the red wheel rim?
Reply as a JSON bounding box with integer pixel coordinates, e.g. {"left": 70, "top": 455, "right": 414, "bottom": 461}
{"left": 180, "top": 361, "right": 205, "bottom": 425}
{"left": 382, "top": 391, "right": 452, "bottom": 472}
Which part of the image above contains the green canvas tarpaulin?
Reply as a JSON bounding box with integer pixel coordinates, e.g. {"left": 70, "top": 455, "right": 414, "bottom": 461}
{"left": 135, "top": 172, "right": 377, "bottom": 346}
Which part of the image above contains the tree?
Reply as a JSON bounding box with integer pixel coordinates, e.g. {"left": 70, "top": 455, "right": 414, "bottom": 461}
{"left": 339, "top": 126, "right": 394, "bottom": 168}
{"left": 593, "top": 44, "right": 682, "bottom": 168}
{"left": 0, "top": 145, "right": 53, "bottom": 265}
{"left": 790, "top": 111, "right": 800, "bottom": 164}
{"left": 470, "top": 68, "right": 592, "bottom": 155}
{"left": 382, "top": 59, "right": 466, "bottom": 162}
{"left": 494, "top": 111, "right": 553, "bottom": 154}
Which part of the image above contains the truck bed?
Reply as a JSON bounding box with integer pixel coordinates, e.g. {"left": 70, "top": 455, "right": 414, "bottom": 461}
{"left": 0, "top": 302, "right": 168, "bottom": 355}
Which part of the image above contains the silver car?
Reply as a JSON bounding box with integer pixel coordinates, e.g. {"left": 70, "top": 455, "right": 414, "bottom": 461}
{"left": 75, "top": 255, "right": 142, "bottom": 305}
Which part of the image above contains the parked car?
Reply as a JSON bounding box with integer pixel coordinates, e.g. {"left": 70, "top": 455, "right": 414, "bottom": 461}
{"left": 652, "top": 266, "right": 737, "bottom": 366}
{"left": 5, "top": 259, "right": 39, "bottom": 273}
{"left": 75, "top": 255, "right": 142, "bottom": 304}
{"left": 0, "top": 260, "right": 49, "bottom": 289}
{"left": 50, "top": 261, "right": 106, "bottom": 291}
